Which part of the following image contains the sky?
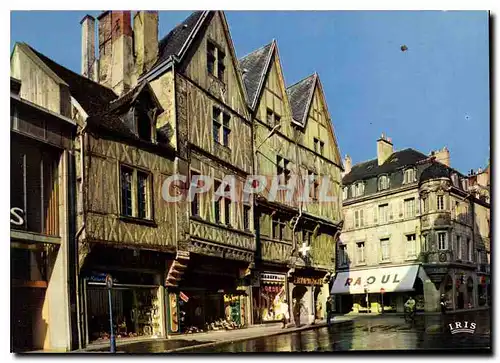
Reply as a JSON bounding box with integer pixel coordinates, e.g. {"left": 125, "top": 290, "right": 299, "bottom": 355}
{"left": 10, "top": 11, "right": 490, "bottom": 174}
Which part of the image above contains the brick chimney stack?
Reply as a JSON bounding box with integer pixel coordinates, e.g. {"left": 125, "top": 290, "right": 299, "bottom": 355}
{"left": 377, "top": 133, "right": 393, "bottom": 166}
{"left": 433, "top": 147, "right": 450, "bottom": 167}
{"left": 133, "top": 11, "right": 159, "bottom": 81}
{"left": 80, "top": 15, "right": 96, "bottom": 80}
{"left": 97, "top": 11, "right": 133, "bottom": 95}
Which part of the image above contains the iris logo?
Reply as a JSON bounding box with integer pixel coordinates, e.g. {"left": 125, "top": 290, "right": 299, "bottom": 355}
{"left": 448, "top": 321, "right": 477, "bottom": 335}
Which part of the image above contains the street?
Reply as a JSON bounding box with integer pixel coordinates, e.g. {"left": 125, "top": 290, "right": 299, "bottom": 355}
{"left": 178, "top": 310, "right": 490, "bottom": 353}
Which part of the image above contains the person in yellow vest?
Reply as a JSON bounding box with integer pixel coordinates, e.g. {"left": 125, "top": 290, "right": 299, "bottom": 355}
{"left": 404, "top": 296, "right": 416, "bottom": 321}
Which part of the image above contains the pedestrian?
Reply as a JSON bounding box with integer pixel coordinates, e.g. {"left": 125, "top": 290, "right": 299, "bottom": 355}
{"left": 326, "top": 296, "right": 333, "bottom": 325}
{"left": 440, "top": 294, "right": 447, "bottom": 314}
{"left": 404, "top": 296, "right": 416, "bottom": 321}
{"left": 281, "top": 300, "right": 290, "bottom": 329}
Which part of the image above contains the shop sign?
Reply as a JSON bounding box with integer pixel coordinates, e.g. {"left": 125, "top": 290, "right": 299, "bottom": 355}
{"left": 260, "top": 273, "right": 286, "bottom": 283}
{"left": 10, "top": 207, "right": 25, "bottom": 226}
{"left": 293, "top": 276, "right": 324, "bottom": 286}
{"left": 179, "top": 291, "right": 189, "bottom": 303}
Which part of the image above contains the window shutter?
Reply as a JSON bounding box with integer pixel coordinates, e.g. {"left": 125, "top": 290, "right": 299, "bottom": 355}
{"left": 374, "top": 206, "right": 378, "bottom": 223}
{"left": 360, "top": 209, "right": 364, "bottom": 226}
{"left": 399, "top": 200, "right": 404, "bottom": 218}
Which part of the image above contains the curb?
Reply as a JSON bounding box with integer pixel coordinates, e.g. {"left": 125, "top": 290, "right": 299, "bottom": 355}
{"left": 165, "top": 319, "right": 353, "bottom": 353}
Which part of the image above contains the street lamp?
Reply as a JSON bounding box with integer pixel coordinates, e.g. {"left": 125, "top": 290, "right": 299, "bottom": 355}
{"left": 364, "top": 284, "right": 369, "bottom": 313}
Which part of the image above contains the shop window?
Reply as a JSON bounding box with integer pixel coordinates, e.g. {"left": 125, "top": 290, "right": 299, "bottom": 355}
{"left": 380, "top": 238, "right": 390, "bottom": 261}
{"left": 406, "top": 234, "right": 416, "bottom": 258}
{"left": 10, "top": 137, "right": 60, "bottom": 235}
{"left": 437, "top": 232, "right": 447, "bottom": 250}
{"left": 120, "top": 165, "right": 152, "bottom": 220}
{"left": 11, "top": 247, "right": 47, "bottom": 282}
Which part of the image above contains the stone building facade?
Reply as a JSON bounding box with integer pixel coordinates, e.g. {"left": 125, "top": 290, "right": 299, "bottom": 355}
{"left": 332, "top": 135, "right": 490, "bottom": 314}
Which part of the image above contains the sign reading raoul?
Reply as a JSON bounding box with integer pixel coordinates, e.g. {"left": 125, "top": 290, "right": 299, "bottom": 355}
{"left": 331, "top": 265, "right": 420, "bottom": 295}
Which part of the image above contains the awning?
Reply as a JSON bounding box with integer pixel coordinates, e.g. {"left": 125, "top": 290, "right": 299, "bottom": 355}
{"left": 331, "top": 265, "right": 420, "bottom": 295}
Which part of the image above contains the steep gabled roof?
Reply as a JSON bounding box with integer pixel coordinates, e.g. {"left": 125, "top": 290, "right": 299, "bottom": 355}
{"left": 286, "top": 73, "right": 316, "bottom": 125}
{"left": 238, "top": 41, "right": 273, "bottom": 108}
{"left": 151, "top": 11, "right": 206, "bottom": 70}
{"left": 342, "top": 148, "right": 429, "bottom": 185}
{"left": 24, "top": 43, "right": 117, "bottom": 115}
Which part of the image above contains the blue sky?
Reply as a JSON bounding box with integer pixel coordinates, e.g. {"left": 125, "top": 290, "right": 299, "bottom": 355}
{"left": 10, "top": 11, "right": 490, "bottom": 174}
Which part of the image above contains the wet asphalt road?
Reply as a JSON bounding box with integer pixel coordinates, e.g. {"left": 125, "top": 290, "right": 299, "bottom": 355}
{"left": 179, "top": 310, "right": 491, "bottom": 353}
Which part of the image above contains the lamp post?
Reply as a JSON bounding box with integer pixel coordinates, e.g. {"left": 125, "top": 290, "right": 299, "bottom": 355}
{"left": 364, "top": 284, "right": 369, "bottom": 313}
{"left": 105, "top": 274, "right": 116, "bottom": 353}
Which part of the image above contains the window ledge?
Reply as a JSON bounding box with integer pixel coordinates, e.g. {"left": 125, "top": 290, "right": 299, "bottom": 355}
{"left": 405, "top": 256, "right": 417, "bottom": 261}
{"left": 379, "top": 260, "right": 392, "bottom": 264}
{"left": 357, "top": 262, "right": 367, "bottom": 266}
{"left": 119, "top": 215, "right": 157, "bottom": 227}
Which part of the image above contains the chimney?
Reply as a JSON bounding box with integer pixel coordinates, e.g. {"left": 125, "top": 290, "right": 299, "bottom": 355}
{"left": 97, "top": 11, "right": 133, "bottom": 95}
{"left": 343, "top": 155, "right": 352, "bottom": 174}
{"left": 433, "top": 147, "right": 450, "bottom": 167}
{"left": 133, "top": 11, "right": 159, "bottom": 80}
{"left": 80, "top": 15, "right": 96, "bottom": 80}
{"left": 377, "top": 133, "right": 393, "bottom": 166}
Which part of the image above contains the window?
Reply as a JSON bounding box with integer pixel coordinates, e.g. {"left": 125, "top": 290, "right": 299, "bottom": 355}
{"left": 313, "top": 138, "right": 325, "bottom": 155}
{"left": 214, "top": 181, "right": 222, "bottom": 223}
{"left": 136, "top": 107, "right": 152, "bottom": 142}
{"left": 120, "top": 165, "right": 151, "bottom": 219}
{"left": 207, "top": 41, "right": 216, "bottom": 75}
{"left": 342, "top": 187, "right": 348, "bottom": 200}
{"left": 215, "top": 182, "right": 232, "bottom": 226}
{"left": 378, "top": 175, "right": 390, "bottom": 191}
{"left": 277, "top": 156, "right": 291, "bottom": 185}
{"left": 404, "top": 168, "right": 415, "bottom": 184}
{"left": 466, "top": 238, "right": 471, "bottom": 261}
{"left": 308, "top": 171, "right": 318, "bottom": 200}
{"left": 207, "top": 41, "right": 225, "bottom": 81}
{"left": 380, "top": 238, "right": 390, "bottom": 261}
{"left": 456, "top": 235, "right": 462, "bottom": 260}
{"left": 406, "top": 234, "right": 416, "bottom": 258}
{"left": 272, "top": 217, "right": 289, "bottom": 241}
{"left": 354, "top": 210, "right": 364, "bottom": 228}
{"left": 462, "top": 178, "right": 469, "bottom": 191}
{"left": 339, "top": 244, "right": 348, "bottom": 266}
{"left": 224, "top": 197, "right": 231, "bottom": 226}
{"left": 191, "top": 171, "right": 200, "bottom": 216}
{"left": 422, "top": 234, "right": 428, "bottom": 252}
{"left": 451, "top": 173, "right": 459, "bottom": 186}
{"left": 356, "top": 182, "right": 364, "bottom": 197}
{"left": 303, "top": 230, "right": 313, "bottom": 247}
{"left": 356, "top": 242, "right": 365, "bottom": 263}
{"left": 404, "top": 198, "right": 415, "bottom": 218}
{"left": 212, "top": 107, "right": 231, "bottom": 147}
{"left": 422, "top": 196, "right": 429, "bottom": 213}
{"left": 438, "top": 232, "right": 447, "bottom": 250}
{"left": 437, "top": 195, "right": 444, "bottom": 210}
{"left": 243, "top": 205, "right": 251, "bottom": 231}
{"left": 266, "top": 108, "right": 281, "bottom": 127}
{"left": 378, "top": 204, "right": 389, "bottom": 224}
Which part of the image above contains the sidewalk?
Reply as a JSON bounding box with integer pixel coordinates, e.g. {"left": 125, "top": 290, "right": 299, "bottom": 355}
{"left": 80, "top": 316, "right": 354, "bottom": 353}
{"left": 344, "top": 306, "right": 489, "bottom": 317}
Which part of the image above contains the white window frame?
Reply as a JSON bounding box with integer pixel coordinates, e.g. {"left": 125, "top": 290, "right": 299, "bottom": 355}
{"left": 380, "top": 238, "right": 390, "bottom": 261}
{"left": 404, "top": 198, "right": 415, "bottom": 219}
{"left": 342, "top": 187, "right": 348, "bottom": 200}
{"left": 437, "top": 232, "right": 447, "bottom": 250}
{"left": 378, "top": 204, "right": 388, "bottom": 224}
{"left": 356, "top": 241, "right": 365, "bottom": 264}
{"left": 339, "top": 244, "right": 348, "bottom": 266}
{"left": 403, "top": 168, "right": 416, "bottom": 184}
{"left": 421, "top": 234, "right": 428, "bottom": 252}
{"left": 378, "top": 175, "right": 390, "bottom": 191}
{"left": 437, "top": 195, "right": 445, "bottom": 210}
{"left": 356, "top": 182, "right": 364, "bottom": 197}
{"left": 406, "top": 234, "right": 416, "bottom": 258}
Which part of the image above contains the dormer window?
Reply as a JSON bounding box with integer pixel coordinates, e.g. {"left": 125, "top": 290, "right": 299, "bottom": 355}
{"left": 342, "top": 187, "right": 348, "bottom": 200}
{"left": 451, "top": 173, "right": 459, "bottom": 187}
{"left": 355, "top": 182, "right": 364, "bottom": 197}
{"left": 135, "top": 106, "right": 153, "bottom": 142}
{"left": 462, "top": 178, "right": 469, "bottom": 191}
{"left": 403, "top": 168, "right": 416, "bottom": 184}
{"left": 378, "top": 175, "right": 390, "bottom": 191}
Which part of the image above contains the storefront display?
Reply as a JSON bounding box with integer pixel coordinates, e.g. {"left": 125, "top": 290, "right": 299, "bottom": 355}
{"left": 84, "top": 272, "right": 163, "bottom": 344}
{"left": 252, "top": 273, "right": 287, "bottom": 323}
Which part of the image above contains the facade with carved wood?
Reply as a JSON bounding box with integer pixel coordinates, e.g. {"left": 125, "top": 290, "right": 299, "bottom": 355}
{"left": 334, "top": 135, "right": 491, "bottom": 314}
{"left": 11, "top": 10, "right": 344, "bottom": 350}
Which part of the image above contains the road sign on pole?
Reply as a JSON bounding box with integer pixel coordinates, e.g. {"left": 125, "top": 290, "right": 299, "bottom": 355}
{"left": 106, "top": 274, "right": 116, "bottom": 353}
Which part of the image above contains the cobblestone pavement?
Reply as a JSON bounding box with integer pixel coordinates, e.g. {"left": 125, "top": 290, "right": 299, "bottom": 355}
{"left": 178, "top": 310, "right": 490, "bottom": 353}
